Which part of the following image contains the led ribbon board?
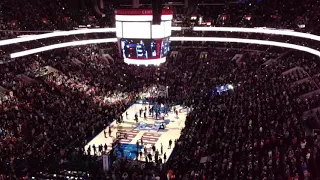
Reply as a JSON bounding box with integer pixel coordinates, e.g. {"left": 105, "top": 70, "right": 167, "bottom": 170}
{"left": 124, "top": 57, "right": 166, "bottom": 65}
{"left": 192, "top": 27, "right": 320, "bottom": 41}
{"left": 0, "top": 28, "right": 116, "bottom": 46}
{"left": 10, "top": 37, "right": 320, "bottom": 58}
{"left": 169, "top": 37, "right": 320, "bottom": 57}
{"left": 2, "top": 27, "right": 320, "bottom": 46}
{"left": 10, "top": 38, "right": 118, "bottom": 58}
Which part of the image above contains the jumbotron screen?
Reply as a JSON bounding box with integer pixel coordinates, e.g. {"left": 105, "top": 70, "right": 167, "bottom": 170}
{"left": 120, "top": 38, "right": 170, "bottom": 60}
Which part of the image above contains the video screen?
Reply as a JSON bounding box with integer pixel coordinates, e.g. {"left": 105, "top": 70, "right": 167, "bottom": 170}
{"left": 161, "top": 39, "right": 170, "bottom": 57}
{"left": 120, "top": 38, "right": 170, "bottom": 59}
{"left": 120, "top": 39, "right": 158, "bottom": 59}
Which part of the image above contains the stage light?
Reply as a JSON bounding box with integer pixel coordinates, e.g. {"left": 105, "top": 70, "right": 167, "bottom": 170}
{"left": 169, "top": 37, "right": 320, "bottom": 57}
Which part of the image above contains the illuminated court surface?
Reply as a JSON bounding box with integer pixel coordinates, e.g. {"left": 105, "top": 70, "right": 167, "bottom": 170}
{"left": 84, "top": 103, "right": 187, "bottom": 161}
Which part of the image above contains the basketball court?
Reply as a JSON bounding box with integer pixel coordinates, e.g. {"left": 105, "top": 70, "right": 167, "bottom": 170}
{"left": 84, "top": 102, "right": 188, "bottom": 161}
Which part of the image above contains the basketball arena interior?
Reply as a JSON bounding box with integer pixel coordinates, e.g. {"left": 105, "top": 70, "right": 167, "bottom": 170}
{"left": 1, "top": 0, "right": 320, "bottom": 179}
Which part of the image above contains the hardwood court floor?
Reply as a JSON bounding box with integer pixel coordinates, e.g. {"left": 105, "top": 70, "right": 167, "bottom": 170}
{"left": 84, "top": 103, "right": 187, "bottom": 161}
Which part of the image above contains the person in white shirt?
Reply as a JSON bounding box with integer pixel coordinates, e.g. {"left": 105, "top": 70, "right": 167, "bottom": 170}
{"left": 306, "top": 152, "right": 310, "bottom": 160}
{"left": 259, "top": 127, "right": 263, "bottom": 132}
{"left": 301, "top": 140, "right": 307, "bottom": 149}
{"left": 268, "top": 150, "right": 272, "bottom": 158}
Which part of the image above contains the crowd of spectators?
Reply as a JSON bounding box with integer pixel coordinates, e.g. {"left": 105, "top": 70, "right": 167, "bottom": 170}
{"left": 85, "top": 47, "right": 320, "bottom": 180}
{"left": 1, "top": 0, "right": 320, "bottom": 179}
{"left": 166, "top": 49, "right": 320, "bottom": 180}
{"left": 0, "top": 42, "right": 139, "bottom": 178}
{"left": 0, "top": 36, "right": 320, "bottom": 179}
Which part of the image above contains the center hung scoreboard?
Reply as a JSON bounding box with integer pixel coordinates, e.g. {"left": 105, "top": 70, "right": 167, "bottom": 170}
{"left": 115, "top": 9, "right": 173, "bottom": 65}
